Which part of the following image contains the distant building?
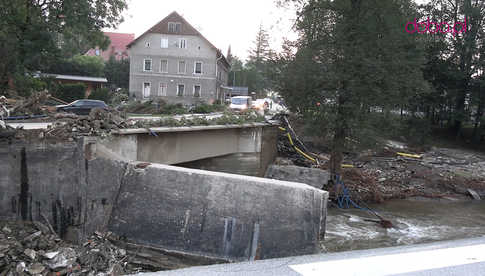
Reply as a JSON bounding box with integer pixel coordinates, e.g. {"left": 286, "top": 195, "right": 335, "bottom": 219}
{"left": 127, "top": 11, "right": 230, "bottom": 105}
{"left": 41, "top": 74, "right": 107, "bottom": 97}
{"left": 85, "top": 32, "right": 135, "bottom": 61}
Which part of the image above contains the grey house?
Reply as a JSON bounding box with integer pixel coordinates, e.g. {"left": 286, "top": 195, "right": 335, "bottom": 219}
{"left": 127, "top": 11, "right": 230, "bottom": 105}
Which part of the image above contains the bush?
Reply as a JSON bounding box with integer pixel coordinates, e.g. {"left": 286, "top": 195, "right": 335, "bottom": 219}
{"left": 161, "top": 104, "right": 188, "bottom": 115}
{"left": 191, "top": 103, "right": 225, "bottom": 114}
{"left": 88, "top": 87, "right": 110, "bottom": 102}
{"left": 52, "top": 83, "right": 86, "bottom": 103}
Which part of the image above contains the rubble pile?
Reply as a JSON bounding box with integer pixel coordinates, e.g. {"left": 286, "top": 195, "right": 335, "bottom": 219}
{"left": 0, "top": 221, "right": 131, "bottom": 275}
{"left": 9, "top": 92, "right": 51, "bottom": 116}
{"left": 42, "top": 109, "right": 129, "bottom": 140}
{"left": 0, "top": 220, "right": 215, "bottom": 275}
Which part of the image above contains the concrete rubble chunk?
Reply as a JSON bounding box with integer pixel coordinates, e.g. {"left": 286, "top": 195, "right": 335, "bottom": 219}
{"left": 43, "top": 251, "right": 59, "bottom": 259}
{"left": 24, "top": 231, "right": 42, "bottom": 242}
{"left": 2, "top": 226, "right": 12, "bottom": 234}
{"left": 24, "top": 248, "right": 36, "bottom": 260}
{"left": 27, "top": 263, "right": 45, "bottom": 274}
{"left": 16, "top": 262, "right": 26, "bottom": 272}
{"left": 45, "top": 247, "right": 77, "bottom": 269}
{"left": 468, "top": 189, "right": 481, "bottom": 200}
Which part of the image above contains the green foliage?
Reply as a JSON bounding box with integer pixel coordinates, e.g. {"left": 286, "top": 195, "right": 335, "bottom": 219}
{"left": 132, "top": 112, "right": 265, "bottom": 128}
{"left": 160, "top": 104, "right": 188, "bottom": 115}
{"left": 48, "top": 55, "right": 105, "bottom": 77}
{"left": 0, "top": 0, "right": 127, "bottom": 93}
{"left": 88, "top": 87, "right": 110, "bottom": 102}
{"left": 191, "top": 104, "right": 225, "bottom": 114}
{"left": 105, "top": 56, "right": 129, "bottom": 89}
{"left": 278, "top": 0, "right": 429, "bottom": 174}
{"left": 53, "top": 83, "right": 86, "bottom": 103}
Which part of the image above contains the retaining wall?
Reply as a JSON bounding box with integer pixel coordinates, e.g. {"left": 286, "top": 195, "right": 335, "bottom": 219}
{"left": 0, "top": 139, "right": 328, "bottom": 261}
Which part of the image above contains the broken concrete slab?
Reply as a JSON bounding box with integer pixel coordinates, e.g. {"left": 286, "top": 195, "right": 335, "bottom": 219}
{"left": 265, "top": 165, "right": 330, "bottom": 189}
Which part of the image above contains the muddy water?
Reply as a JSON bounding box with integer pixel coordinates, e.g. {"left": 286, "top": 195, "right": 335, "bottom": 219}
{"left": 324, "top": 199, "right": 485, "bottom": 252}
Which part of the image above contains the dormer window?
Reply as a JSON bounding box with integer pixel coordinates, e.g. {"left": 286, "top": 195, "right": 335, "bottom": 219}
{"left": 168, "top": 22, "right": 181, "bottom": 33}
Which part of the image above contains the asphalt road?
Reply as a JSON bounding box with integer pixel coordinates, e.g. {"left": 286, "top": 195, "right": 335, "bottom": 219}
{"left": 133, "top": 237, "right": 485, "bottom": 276}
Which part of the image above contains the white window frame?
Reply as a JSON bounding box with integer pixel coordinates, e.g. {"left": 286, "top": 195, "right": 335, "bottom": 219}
{"left": 193, "top": 85, "right": 201, "bottom": 98}
{"left": 160, "top": 59, "right": 168, "bottom": 73}
{"left": 194, "top": 61, "right": 203, "bottom": 74}
{"left": 145, "top": 41, "right": 151, "bottom": 48}
{"left": 142, "top": 82, "right": 151, "bottom": 98}
{"left": 161, "top": 37, "right": 168, "bottom": 48}
{"left": 178, "top": 60, "right": 186, "bottom": 74}
{"left": 143, "top": 58, "right": 152, "bottom": 72}
{"left": 177, "top": 84, "right": 185, "bottom": 97}
{"left": 158, "top": 82, "right": 167, "bottom": 96}
{"left": 178, "top": 38, "right": 187, "bottom": 49}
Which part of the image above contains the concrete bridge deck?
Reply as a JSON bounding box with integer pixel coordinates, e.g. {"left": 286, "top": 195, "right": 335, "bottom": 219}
{"left": 136, "top": 237, "right": 485, "bottom": 276}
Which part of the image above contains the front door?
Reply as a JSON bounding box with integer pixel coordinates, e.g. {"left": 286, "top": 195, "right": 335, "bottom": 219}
{"left": 143, "top": 82, "right": 151, "bottom": 98}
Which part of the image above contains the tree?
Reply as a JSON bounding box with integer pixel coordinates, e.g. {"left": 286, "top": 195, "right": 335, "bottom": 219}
{"left": 247, "top": 24, "right": 274, "bottom": 96}
{"left": 278, "top": 0, "right": 428, "bottom": 181}
{"left": 419, "top": 0, "right": 485, "bottom": 137}
{"left": 48, "top": 55, "right": 106, "bottom": 77}
{"left": 0, "top": 0, "right": 127, "bottom": 94}
{"left": 104, "top": 56, "right": 130, "bottom": 89}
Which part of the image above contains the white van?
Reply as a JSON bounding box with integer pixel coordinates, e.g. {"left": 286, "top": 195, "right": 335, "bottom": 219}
{"left": 229, "top": 96, "right": 253, "bottom": 111}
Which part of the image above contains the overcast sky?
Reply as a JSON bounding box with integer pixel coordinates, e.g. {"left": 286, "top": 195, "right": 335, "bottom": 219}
{"left": 107, "top": 0, "right": 298, "bottom": 61}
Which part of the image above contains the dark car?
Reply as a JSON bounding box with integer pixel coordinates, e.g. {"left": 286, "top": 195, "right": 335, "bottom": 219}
{"left": 56, "top": 100, "right": 108, "bottom": 115}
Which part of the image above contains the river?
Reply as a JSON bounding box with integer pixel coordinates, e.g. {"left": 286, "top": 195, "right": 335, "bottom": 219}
{"left": 324, "top": 198, "right": 485, "bottom": 252}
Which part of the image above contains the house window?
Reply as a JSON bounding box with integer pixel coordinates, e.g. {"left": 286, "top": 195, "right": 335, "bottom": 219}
{"left": 161, "top": 38, "right": 168, "bottom": 48}
{"left": 143, "top": 82, "right": 151, "bottom": 98}
{"left": 193, "top": 85, "right": 201, "bottom": 97}
{"left": 143, "top": 59, "right": 152, "bottom": 71}
{"left": 178, "top": 38, "right": 187, "bottom": 49}
{"left": 145, "top": 41, "right": 150, "bottom": 48}
{"left": 195, "top": 62, "right": 202, "bottom": 74}
{"left": 160, "top": 60, "right": 168, "bottom": 73}
{"left": 158, "top": 83, "right": 167, "bottom": 96}
{"left": 169, "top": 22, "right": 181, "bottom": 33}
{"left": 178, "top": 61, "right": 186, "bottom": 74}
{"left": 177, "top": 84, "right": 185, "bottom": 97}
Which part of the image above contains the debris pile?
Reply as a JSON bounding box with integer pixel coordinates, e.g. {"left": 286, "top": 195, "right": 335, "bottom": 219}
{"left": 42, "top": 109, "right": 129, "bottom": 140}
{"left": 0, "top": 221, "right": 132, "bottom": 275}
{"left": 0, "top": 220, "right": 219, "bottom": 275}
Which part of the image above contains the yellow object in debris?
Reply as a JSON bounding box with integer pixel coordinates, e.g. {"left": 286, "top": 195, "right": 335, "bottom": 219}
{"left": 342, "top": 164, "right": 355, "bottom": 168}
{"left": 294, "top": 146, "right": 317, "bottom": 163}
{"left": 279, "top": 127, "right": 287, "bottom": 131}
{"left": 397, "top": 152, "right": 422, "bottom": 159}
{"left": 287, "top": 133, "right": 294, "bottom": 146}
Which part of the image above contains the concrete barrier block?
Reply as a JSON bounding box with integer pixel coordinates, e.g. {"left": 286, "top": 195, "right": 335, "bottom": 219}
{"left": 109, "top": 164, "right": 328, "bottom": 261}
{"left": 265, "top": 165, "right": 330, "bottom": 189}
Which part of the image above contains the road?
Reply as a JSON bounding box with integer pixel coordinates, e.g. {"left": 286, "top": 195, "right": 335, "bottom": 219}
{"left": 133, "top": 237, "right": 485, "bottom": 276}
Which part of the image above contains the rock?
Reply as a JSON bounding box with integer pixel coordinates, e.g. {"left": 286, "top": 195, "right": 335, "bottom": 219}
{"left": 16, "top": 262, "right": 26, "bottom": 273}
{"left": 24, "top": 231, "right": 42, "bottom": 242}
{"left": 43, "top": 251, "right": 59, "bottom": 259}
{"left": 24, "top": 248, "right": 36, "bottom": 260}
{"left": 45, "top": 247, "right": 77, "bottom": 269}
{"left": 27, "top": 263, "right": 45, "bottom": 274}
{"left": 33, "top": 221, "right": 50, "bottom": 235}
{"left": 2, "top": 226, "right": 12, "bottom": 234}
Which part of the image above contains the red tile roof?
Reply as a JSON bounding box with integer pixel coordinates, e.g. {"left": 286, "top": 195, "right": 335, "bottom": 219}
{"left": 85, "top": 32, "right": 135, "bottom": 61}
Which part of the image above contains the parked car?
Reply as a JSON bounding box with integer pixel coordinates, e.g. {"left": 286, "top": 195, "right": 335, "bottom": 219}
{"left": 229, "top": 96, "right": 253, "bottom": 112}
{"left": 56, "top": 100, "right": 108, "bottom": 115}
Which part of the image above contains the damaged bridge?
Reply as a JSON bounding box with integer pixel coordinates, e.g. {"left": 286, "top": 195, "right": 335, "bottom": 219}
{"left": 0, "top": 135, "right": 328, "bottom": 262}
